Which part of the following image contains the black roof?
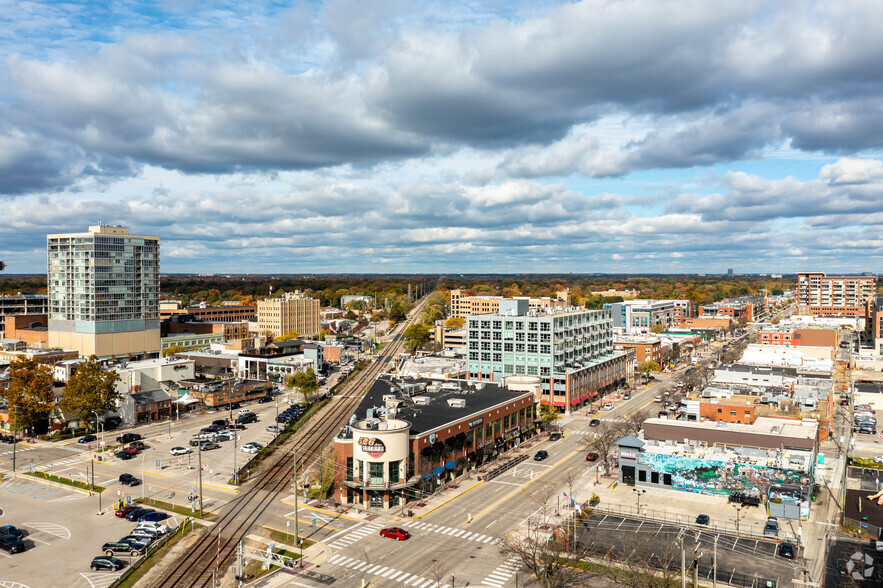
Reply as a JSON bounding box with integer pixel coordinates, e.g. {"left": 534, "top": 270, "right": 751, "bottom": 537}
{"left": 352, "top": 376, "right": 532, "bottom": 436}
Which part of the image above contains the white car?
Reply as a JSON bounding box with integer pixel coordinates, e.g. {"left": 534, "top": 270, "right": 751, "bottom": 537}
{"left": 240, "top": 443, "right": 262, "bottom": 454}
{"left": 266, "top": 425, "right": 281, "bottom": 433}
{"left": 169, "top": 447, "right": 190, "bottom": 456}
{"left": 130, "top": 527, "right": 158, "bottom": 539}
{"left": 136, "top": 521, "right": 169, "bottom": 535}
{"left": 603, "top": 403, "right": 615, "bottom": 411}
{"left": 214, "top": 431, "right": 235, "bottom": 442}
{"left": 654, "top": 395, "right": 662, "bottom": 402}
{"left": 238, "top": 408, "right": 253, "bottom": 415}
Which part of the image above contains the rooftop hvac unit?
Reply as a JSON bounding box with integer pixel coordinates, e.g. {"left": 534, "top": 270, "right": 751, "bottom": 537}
{"left": 447, "top": 398, "right": 466, "bottom": 408}
{"left": 474, "top": 382, "right": 486, "bottom": 390}
{"left": 363, "top": 418, "right": 381, "bottom": 430}
{"left": 382, "top": 394, "right": 396, "bottom": 403}
{"left": 412, "top": 396, "right": 431, "bottom": 405}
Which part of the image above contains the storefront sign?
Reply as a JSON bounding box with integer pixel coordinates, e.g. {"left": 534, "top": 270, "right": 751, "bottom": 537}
{"left": 173, "top": 364, "right": 187, "bottom": 371}
{"left": 428, "top": 433, "right": 437, "bottom": 444}
{"left": 468, "top": 417, "right": 483, "bottom": 429}
{"left": 620, "top": 450, "right": 637, "bottom": 460}
{"left": 357, "top": 436, "right": 386, "bottom": 458}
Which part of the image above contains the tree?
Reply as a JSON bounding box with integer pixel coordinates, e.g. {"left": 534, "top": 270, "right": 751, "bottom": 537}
{"left": 585, "top": 529, "right": 684, "bottom": 588}
{"left": 2, "top": 357, "right": 55, "bottom": 434}
{"left": 650, "top": 323, "right": 666, "bottom": 334}
{"left": 275, "top": 330, "right": 300, "bottom": 342}
{"left": 621, "top": 409, "right": 651, "bottom": 437}
{"left": 584, "top": 421, "right": 626, "bottom": 476}
{"left": 403, "top": 324, "right": 431, "bottom": 353}
{"left": 538, "top": 402, "right": 560, "bottom": 430}
{"left": 292, "top": 368, "right": 318, "bottom": 400}
{"left": 161, "top": 344, "right": 184, "bottom": 357}
{"left": 444, "top": 316, "right": 464, "bottom": 329}
{"left": 637, "top": 360, "right": 661, "bottom": 383}
{"left": 58, "top": 356, "right": 123, "bottom": 429}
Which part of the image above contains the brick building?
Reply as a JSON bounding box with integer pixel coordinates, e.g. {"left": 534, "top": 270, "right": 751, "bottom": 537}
{"left": 758, "top": 328, "right": 838, "bottom": 348}
{"left": 796, "top": 272, "right": 875, "bottom": 317}
{"left": 3, "top": 315, "right": 49, "bottom": 347}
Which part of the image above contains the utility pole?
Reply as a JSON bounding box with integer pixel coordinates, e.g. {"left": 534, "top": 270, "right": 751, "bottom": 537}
{"left": 681, "top": 532, "right": 686, "bottom": 588}
{"left": 11, "top": 408, "right": 16, "bottom": 473}
{"left": 692, "top": 533, "right": 699, "bottom": 588}
{"left": 712, "top": 535, "right": 718, "bottom": 588}
{"left": 198, "top": 444, "right": 204, "bottom": 518}
{"left": 233, "top": 425, "right": 238, "bottom": 484}
{"left": 293, "top": 448, "right": 298, "bottom": 543}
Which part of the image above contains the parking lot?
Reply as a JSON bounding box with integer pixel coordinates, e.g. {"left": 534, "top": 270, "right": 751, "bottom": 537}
{"left": 0, "top": 473, "right": 185, "bottom": 588}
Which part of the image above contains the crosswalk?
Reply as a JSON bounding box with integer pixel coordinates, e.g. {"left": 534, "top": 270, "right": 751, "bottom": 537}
{"left": 481, "top": 557, "right": 521, "bottom": 587}
{"left": 407, "top": 520, "right": 500, "bottom": 545}
{"left": 325, "top": 554, "right": 450, "bottom": 587}
{"left": 327, "top": 522, "right": 385, "bottom": 550}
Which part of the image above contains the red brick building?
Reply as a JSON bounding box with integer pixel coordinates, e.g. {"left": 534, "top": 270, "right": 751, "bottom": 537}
{"left": 797, "top": 272, "right": 875, "bottom": 317}
{"left": 758, "top": 328, "right": 838, "bottom": 348}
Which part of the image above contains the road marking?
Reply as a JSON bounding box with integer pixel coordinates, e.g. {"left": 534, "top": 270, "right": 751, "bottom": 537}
{"left": 23, "top": 522, "right": 71, "bottom": 539}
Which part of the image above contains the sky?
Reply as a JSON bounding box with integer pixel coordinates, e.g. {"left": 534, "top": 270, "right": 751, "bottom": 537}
{"left": 2, "top": 0, "right": 883, "bottom": 275}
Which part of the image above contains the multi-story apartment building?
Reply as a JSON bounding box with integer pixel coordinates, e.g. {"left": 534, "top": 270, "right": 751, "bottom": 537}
{"left": 758, "top": 328, "right": 838, "bottom": 348}
{"left": 47, "top": 225, "right": 160, "bottom": 360}
{"left": 796, "top": 272, "right": 874, "bottom": 317}
{"left": 466, "top": 299, "right": 631, "bottom": 413}
{"left": 0, "top": 294, "right": 48, "bottom": 338}
{"left": 604, "top": 299, "right": 686, "bottom": 334}
{"left": 699, "top": 302, "right": 754, "bottom": 322}
{"left": 449, "top": 289, "right": 570, "bottom": 319}
{"left": 255, "top": 291, "right": 320, "bottom": 338}
{"left": 159, "top": 303, "right": 255, "bottom": 322}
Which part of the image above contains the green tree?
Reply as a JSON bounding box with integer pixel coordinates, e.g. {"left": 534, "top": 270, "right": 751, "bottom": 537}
{"left": 650, "top": 323, "right": 666, "bottom": 334}
{"left": 538, "top": 402, "right": 560, "bottom": 430}
{"left": 58, "top": 356, "right": 123, "bottom": 430}
{"left": 161, "top": 344, "right": 184, "bottom": 357}
{"left": 403, "top": 324, "right": 431, "bottom": 352}
{"left": 637, "top": 360, "right": 661, "bottom": 383}
{"left": 275, "top": 330, "right": 301, "bottom": 342}
{"left": 292, "top": 367, "right": 319, "bottom": 400}
{"left": 2, "top": 357, "right": 55, "bottom": 434}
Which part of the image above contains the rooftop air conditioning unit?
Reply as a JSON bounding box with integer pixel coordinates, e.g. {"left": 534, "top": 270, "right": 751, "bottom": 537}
{"left": 363, "top": 418, "right": 380, "bottom": 430}
{"left": 412, "top": 396, "right": 431, "bottom": 405}
{"left": 447, "top": 398, "right": 466, "bottom": 408}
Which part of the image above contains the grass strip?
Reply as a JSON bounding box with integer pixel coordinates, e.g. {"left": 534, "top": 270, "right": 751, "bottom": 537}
{"left": 25, "top": 471, "right": 105, "bottom": 492}
{"left": 114, "top": 520, "right": 196, "bottom": 588}
{"left": 134, "top": 497, "right": 218, "bottom": 521}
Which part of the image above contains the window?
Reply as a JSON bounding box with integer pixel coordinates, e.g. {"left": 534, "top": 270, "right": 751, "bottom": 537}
{"left": 389, "top": 460, "right": 400, "bottom": 483}
{"left": 717, "top": 408, "right": 722, "bottom": 413}
{"left": 744, "top": 411, "right": 751, "bottom": 417}
{"left": 730, "top": 411, "right": 736, "bottom": 417}
{"left": 503, "top": 415, "right": 510, "bottom": 429}
{"left": 369, "top": 462, "right": 384, "bottom": 484}
{"left": 638, "top": 470, "right": 647, "bottom": 482}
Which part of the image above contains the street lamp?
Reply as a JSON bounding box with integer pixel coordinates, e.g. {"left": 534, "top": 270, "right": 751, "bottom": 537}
{"left": 732, "top": 505, "right": 742, "bottom": 534}
{"left": 91, "top": 410, "right": 104, "bottom": 460}
{"left": 633, "top": 488, "right": 646, "bottom": 514}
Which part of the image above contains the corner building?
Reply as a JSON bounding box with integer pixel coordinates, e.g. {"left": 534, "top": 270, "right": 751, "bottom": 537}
{"left": 466, "top": 299, "right": 631, "bottom": 413}
{"left": 47, "top": 225, "right": 160, "bottom": 360}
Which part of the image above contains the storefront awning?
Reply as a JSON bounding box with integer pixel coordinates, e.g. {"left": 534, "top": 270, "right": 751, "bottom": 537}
{"left": 570, "top": 398, "right": 580, "bottom": 406}
{"left": 422, "top": 472, "right": 433, "bottom": 481}
{"left": 552, "top": 400, "right": 566, "bottom": 407}
{"left": 579, "top": 394, "right": 590, "bottom": 402}
{"left": 444, "top": 437, "right": 456, "bottom": 446}
{"left": 432, "top": 466, "right": 445, "bottom": 476}
{"left": 466, "top": 451, "right": 477, "bottom": 460}
{"left": 455, "top": 432, "right": 467, "bottom": 441}
{"left": 444, "top": 460, "right": 456, "bottom": 470}
{"left": 431, "top": 442, "right": 445, "bottom": 451}
{"left": 420, "top": 446, "right": 433, "bottom": 457}
{"left": 173, "top": 393, "right": 199, "bottom": 405}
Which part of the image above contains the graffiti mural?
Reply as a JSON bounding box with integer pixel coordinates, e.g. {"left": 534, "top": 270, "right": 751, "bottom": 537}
{"left": 637, "top": 453, "right": 812, "bottom": 498}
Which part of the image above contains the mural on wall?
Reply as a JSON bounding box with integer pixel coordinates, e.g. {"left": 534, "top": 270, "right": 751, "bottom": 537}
{"left": 637, "top": 453, "right": 812, "bottom": 498}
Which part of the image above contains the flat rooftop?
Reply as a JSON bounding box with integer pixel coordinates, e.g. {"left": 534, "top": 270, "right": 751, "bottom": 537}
{"left": 644, "top": 416, "right": 818, "bottom": 444}
{"left": 351, "top": 375, "right": 533, "bottom": 436}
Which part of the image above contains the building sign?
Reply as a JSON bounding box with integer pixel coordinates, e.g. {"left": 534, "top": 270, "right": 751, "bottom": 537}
{"left": 428, "top": 433, "right": 437, "bottom": 444}
{"left": 468, "top": 417, "right": 483, "bottom": 429}
{"left": 357, "top": 437, "right": 386, "bottom": 458}
{"left": 620, "top": 450, "right": 637, "bottom": 460}
{"left": 173, "top": 364, "right": 187, "bottom": 371}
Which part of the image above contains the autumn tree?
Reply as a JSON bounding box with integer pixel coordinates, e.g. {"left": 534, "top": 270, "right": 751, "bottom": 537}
{"left": 275, "top": 330, "right": 300, "bottom": 342}
{"left": 637, "top": 360, "right": 661, "bottom": 383}
{"left": 2, "top": 357, "right": 55, "bottom": 434}
{"left": 538, "top": 402, "right": 560, "bottom": 430}
{"left": 58, "top": 356, "right": 123, "bottom": 430}
{"left": 161, "top": 344, "right": 184, "bottom": 357}
{"left": 292, "top": 367, "right": 319, "bottom": 400}
{"left": 403, "top": 324, "right": 431, "bottom": 353}
{"left": 444, "top": 316, "right": 464, "bottom": 329}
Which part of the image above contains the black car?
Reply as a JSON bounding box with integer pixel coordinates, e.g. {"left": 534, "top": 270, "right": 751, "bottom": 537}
{"left": 534, "top": 450, "right": 549, "bottom": 461}
{"left": 119, "top": 473, "right": 141, "bottom": 486}
{"left": 124, "top": 509, "right": 151, "bottom": 522}
{"left": 115, "top": 450, "right": 136, "bottom": 460}
{"left": 229, "top": 402, "right": 241, "bottom": 410}
{"left": 211, "top": 419, "right": 227, "bottom": 428}
{"left": 116, "top": 433, "right": 142, "bottom": 444}
{"left": 226, "top": 423, "right": 246, "bottom": 430}
{"left": 257, "top": 396, "right": 272, "bottom": 403}
{"left": 236, "top": 413, "right": 257, "bottom": 424}
{"left": 91, "top": 556, "right": 127, "bottom": 571}
{"left": 778, "top": 541, "right": 795, "bottom": 559}
{"left": 205, "top": 423, "right": 223, "bottom": 432}
{"left": 189, "top": 437, "right": 202, "bottom": 446}
{"left": 101, "top": 541, "right": 142, "bottom": 556}
{"left": 695, "top": 514, "right": 710, "bottom": 525}
{"left": 0, "top": 434, "right": 14, "bottom": 444}
{"left": 589, "top": 419, "right": 601, "bottom": 427}
{"left": 0, "top": 534, "right": 25, "bottom": 554}
{"left": 548, "top": 432, "right": 562, "bottom": 441}
{"left": 0, "top": 525, "right": 23, "bottom": 538}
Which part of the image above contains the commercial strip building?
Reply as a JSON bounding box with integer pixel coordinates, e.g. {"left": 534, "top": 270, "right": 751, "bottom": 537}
{"left": 333, "top": 375, "right": 536, "bottom": 510}
{"left": 182, "top": 378, "right": 274, "bottom": 409}
{"left": 614, "top": 336, "right": 662, "bottom": 364}
{"left": 617, "top": 417, "right": 818, "bottom": 520}
{"left": 396, "top": 354, "right": 467, "bottom": 379}
{"left": 449, "top": 289, "right": 570, "bottom": 319}
{"left": 238, "top": 339, "right": 324, "bottom": 381}
{"left": 796, "top": 272, "right": 875, "bottom": 317}
{"left": 47, "top": 225, "right": 160, "bottom": 360}
{"left": 255, "top": 291, "right": 320, "bottom": 338}
{"left": 699, "top": 301, "right": 754, "bottom": 323}
{"left": 3, "top": 314, "right": 49, "bottom": 347}
{"left": 466, "top": 299, "right": 631, "bottom": 413}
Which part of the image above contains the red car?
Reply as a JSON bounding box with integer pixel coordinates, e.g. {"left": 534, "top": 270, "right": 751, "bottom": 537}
{"left": 123, "top": 447, "right": 138, "bottom": 455}
{"left": 585, "top": 452, "right": 599, "bottom": 461}
{"left": 379, "top": 527, "right": 410, "bottom": 541}
{"left": 115, "top": 505, "right": 139, "bottom": 518}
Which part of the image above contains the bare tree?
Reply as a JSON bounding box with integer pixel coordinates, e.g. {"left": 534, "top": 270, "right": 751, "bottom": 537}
{"left": 425, "top": 558, "right": 450, "bottom": 587}
{"left": 584, "top": 421, "right": 626, "bottom": 476}
{"left": 622, "top": 409, "right": 650, "bottom": 437}
{"left": 498, "top": 526, "right": 585, "bottom": 588}
{"left": 584, "top": 528, "right": 684, "bottom": 588}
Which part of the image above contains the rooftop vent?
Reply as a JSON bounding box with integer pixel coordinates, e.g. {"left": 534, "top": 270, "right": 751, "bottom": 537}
{"left": 363, "top": 418, "right": 381, "bottom": 430}
{"left": 447, "top": 398, "right": 466, "bottom": 408}
{"left": 412, "top": 396, "right": 431, "bottom": 406}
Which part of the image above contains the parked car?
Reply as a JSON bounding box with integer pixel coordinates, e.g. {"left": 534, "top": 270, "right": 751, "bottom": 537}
{"left": 200, "top": 442, "right": 220, "bottom": 451}
{"left": 129, "top": 527, "right": 158, "bottom": 540}
{"left": 778, "top": 541, "right": 795, "bottom": 559}
{"left": 115, "top": 505, "right": 139, "bottom": 518}
{"left": 623, "top": 393, "right": 631, "bottom": 400}
{"left": 213, "top": 431, "right": 235, "bottom": 442}
{"left": 238, "top": 408, "right": 253, "bottom": 415}
{"left": 654, "top": 395, "right": 663, "bottom": 402}
{"left": 241, "top": 443, "right": 261, "bottom": 454}
{"left": 589, "top": 419, "right": 601, "bottom": 427}
{"left": 603, "top": 403, "right": 615, "bottom": 411}
{"left": 534, "top": 450, "right": 549, "bottom": 461}
{"left": 119, "top": 473, "right": 141, "bottom": 487}
{"left": 236, "top": 413, "right": 257, "bottom": 424}
{"left": 548, "top": 432, "right": 562, "bottom": 441}
{"left": 229, "top": 402, "right": 241, "bottom": 410}
{"left": 136, "top": 521, "right": 169, "bottom": 535}
{"left": 0, "top": 534, "right": 26, "bottom": 554}
{"left": 101, "top": 541, "right": 142, "bottom": 556}
{"left": 119, "top": 535, "right": 152, "bottom": 550}
{"left": 78, "top": 434, "right": 97, "bottom": 444}
{"left": 170, "top": 446, "right": 190, "bottom": 456}
{"left": 211, "top": 419, "right": 228, "bottom": 428}
{"left": 0, "top": 525, "right": 23, "bottom": 538}
{"left": 0, "top": 434, "right": 14, "bottom": 443}
{"left": 257, "top": 396, "right": 272, "bottom": 404}
{"left": 128, "top": 441, "right": 146, "bottom": 451}
{"left": 266, "top": 425, "right": 281, "bottom": 433}
{"left": 124, "top": 509, "right": 151, "bottom": 522}
{"left": 379, "top": 527, "right": 410, "bottom": 541}
{"left": 197, "top": 429, "right": 217, "bottom": 439}
{"left": 695, "top": 514, "right": 710, "bottom": 525}
{"left": 91, "top": 556, "right": 127, "bottom": 571}
{"left": 763, "top": 517, "right": 779, "bottom": 537}
{"left": 585, "top": 452, "right": 599, "bottom": 461}
{"left": 116, "top": 433, "right": 142, "bottom": 444}
{"left": 139, "top": 512, "right": 169, "bottom": 523}
{"left": 205, "top": 423, "right": 223, "bottom": 433}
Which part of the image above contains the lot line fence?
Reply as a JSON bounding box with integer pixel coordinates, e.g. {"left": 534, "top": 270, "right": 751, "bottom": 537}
{"left": 109, "top": 517, "right": 192, "bottom": 588}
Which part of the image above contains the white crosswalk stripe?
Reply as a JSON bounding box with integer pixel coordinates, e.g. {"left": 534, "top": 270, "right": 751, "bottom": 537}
{"left": 325, "top": 554, "right": 447, "bottom": 587}
{"left": 408, "top": 521, "right": 500, "bottom": 544}
{"left": 327, "top": 522, "right": 384, "bottom": 549}
{"left": 481, "top": 557, "right": 521, "bottom": 587}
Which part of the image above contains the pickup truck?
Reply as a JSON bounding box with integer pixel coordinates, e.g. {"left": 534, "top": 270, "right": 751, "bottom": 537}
{"left": 116, "top": 433, "right": 142, "bottom": 444}
{"left": 101, "top": 540, "right": 144, "bottom": 556}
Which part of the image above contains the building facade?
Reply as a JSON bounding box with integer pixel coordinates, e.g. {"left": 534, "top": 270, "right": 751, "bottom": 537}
{"left": 758, "top": 328, "right": 838, "bottom": 348}
{"left": 796, "top": 272, "right": 875, "bottom": 317}
{"left": 604, "top": 299, "right": 684, "bottom": 334}
{"left": 160, "top": 304, "right": 256, "bottom": 323}
{"left": 466, "top": 300, "right": 630, "bottom": 413}
{"left": 48, "top": 225, "right": 160, "bottom": 360}
{"left": 256, "top": 292, "right": 320, "bottom": 337}
{"left": 449, "top": 289, "right": 570, "bottom": 319}
{"left": 0, "top": 295, "right": 48, "bottom": 338}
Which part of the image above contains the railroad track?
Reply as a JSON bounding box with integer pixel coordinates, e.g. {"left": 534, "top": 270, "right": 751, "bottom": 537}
{"left": 152, "top": 293, "right": 432, "bottom": 588}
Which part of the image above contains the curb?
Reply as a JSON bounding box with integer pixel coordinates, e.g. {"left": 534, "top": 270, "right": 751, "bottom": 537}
{"left": 410, "top": 480, "right": 485, "bottom": 520}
